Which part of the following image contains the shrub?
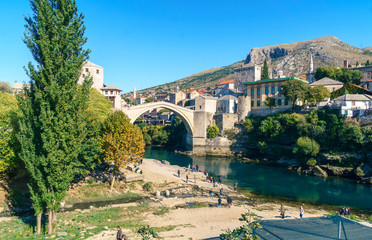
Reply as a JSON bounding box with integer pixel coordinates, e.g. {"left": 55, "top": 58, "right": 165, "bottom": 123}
{"left": 143, "top": 182, "right": 153, "bottom": 191}
{"left": 207, "top": 124, "right": 220, "bottom": 139}
{"left": 242, "top": 118, "right": 254, "bottom": 133}
{"left": 306, "top": 159, "right": 317, "bottom": 167}
{"left": 293, "top": 137, "right": 320, "bottom": 160}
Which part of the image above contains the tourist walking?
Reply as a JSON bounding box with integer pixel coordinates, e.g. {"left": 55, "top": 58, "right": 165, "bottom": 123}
{"left": 209, "top": 189, "right": 213, "bottom": 198}
{"left": 218, "top": 197, "right": 222, "bottom": 207}
{"left": 116, "top": 226, "right": 123, "bottom": 240}
{"left": 177, "top": 170, "right": 180, "bottom": 178}
{"left": 218, "top": 176, "right": 222, "bottom": 184}
{"left": 206, "top": 172, "right": 209, "bottom": 181}
{"left": 191, "top": 164, "right": 194, "bottom": 172}
{"left": 227, "top": 196, "right": 232, "bottom": 208}
{"left": 213, "top": 177, "right": 216, "bottom": 187}
{"left": 234, "top": 182, "right": 237, "bottom": 191}
{"left": 280, "top": 204, "right": 286, "bottom": 219}
{"left": 210, "top": 176, "right": 213, "bottom": 184}
{"left": 220, "top": 188, "right": 223, "bottom": 196}
{"left": 196, "top": 164, "right": 199, "bottom": 172}
{"left": 347, "top": 207, "right": 351, "bottom": 216}
{"left": 299, "top": 206, "right": 304, "bottom": 219}
{"left": 186, "top": 175, "right": 189, "bottom": 183}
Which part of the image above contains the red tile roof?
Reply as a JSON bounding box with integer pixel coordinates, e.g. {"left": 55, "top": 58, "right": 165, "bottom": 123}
{"left": 218, "top": 80, "right": 234, "bottom": 85}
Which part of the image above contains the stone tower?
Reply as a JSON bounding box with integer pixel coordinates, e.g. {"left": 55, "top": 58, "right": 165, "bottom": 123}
{"left": 234, "top": 64, "right": 261, "bottom": 93}
{"left": 306, "top": 53, "right": 316, "bottom": 84}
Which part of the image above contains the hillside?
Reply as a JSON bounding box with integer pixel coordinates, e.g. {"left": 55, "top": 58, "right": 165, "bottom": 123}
{"left": 134, "top": 36, "right": 372, "bottom": 95}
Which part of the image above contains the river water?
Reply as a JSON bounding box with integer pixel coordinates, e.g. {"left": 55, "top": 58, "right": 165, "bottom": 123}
{"left": 144, "top": 147, "right": 372, "bottom": 211}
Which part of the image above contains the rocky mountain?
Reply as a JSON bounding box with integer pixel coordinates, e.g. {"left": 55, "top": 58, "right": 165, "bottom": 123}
{"left": 134, "top": 36, "right": 372, "bottom": 95}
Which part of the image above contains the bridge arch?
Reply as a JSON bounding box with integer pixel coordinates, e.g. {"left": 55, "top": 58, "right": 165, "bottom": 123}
{"left": 122, "top": 102, "right": 195, "bottom": 136}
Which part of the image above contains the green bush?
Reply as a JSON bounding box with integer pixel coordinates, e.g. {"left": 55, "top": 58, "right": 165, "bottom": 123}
{"left": 207, "top": 124, "right": 220, "bottom": 139}
{"left": 293, "top": 137, "right": 320, "bottom": 160}
{"left": 143, "top": 182, "right": 153, "bottom": 191}
{"left": 306, "top": 159, "right": 317, "bottom": 167}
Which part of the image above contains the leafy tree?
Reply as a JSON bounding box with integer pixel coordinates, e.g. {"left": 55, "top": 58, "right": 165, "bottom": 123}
{"left": 264, "top": 97, "right": 276, "bottom": 114}
{"left": 207, "top": 124, "right": 220, "bottom": 138}
{"left": 145, "top": 97, "right": 156, "bottom": 103}
{"left": 0, "top": 81, "right": 12, "bottom": 93}
{"left": 0, "top": 92, "right": 19, "bottom": 174}
{"left": 17, "top": 0, "right": 91, "bottom": 234}
{"left": 85, "top": 88, "right": 113, "bottom": 123}
{"left": 261, "top": 58, "right": 270, "bottom": 80}
{"left": 258, "top": 117, "right": 282, "bottom": 140}
{"left": 308, "top": 85, "right": 330, "bottom": 105}
{"left": 281, "top": 79, "right": 310, "bottom": 109}
{"left": 366, "top": 60, "right": 370, "bottom": 66}
{"left": 293, "top": 137, "right": 320, "bottom": 161}
{"left": 165, "top": 116, "right": 187, "bottom": 147}
{"left": 339, "top": 124, "right": 364, "bottom": 152}
{"left": 242, "top": 118, "right": 254, "bottom": 133}
{"left": 315, "top": 67, "right": 361, "bottom": 85}
{"left": 330, "top": 82, "right": 371, "bottom": 99}
{"left": 102, "top": 111, "right": 145, "bottom": 190}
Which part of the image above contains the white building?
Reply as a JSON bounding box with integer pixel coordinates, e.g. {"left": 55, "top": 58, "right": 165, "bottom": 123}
{"left": 217, "top": 95, "right": 238, "bottom": 114}
{"left": 136, "top": 97, "right": 147, "bottom": 105}
{"left": 331, "top": 94, "right": 372, "bottom": 117}
{"left": 101, "top": 85, "right": 122, "bottom": 109}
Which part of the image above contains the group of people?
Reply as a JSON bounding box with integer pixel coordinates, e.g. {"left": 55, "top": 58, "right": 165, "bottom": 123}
{"left": 339, "top": 207, "right": 351, "bottom": 216}
{"left": 279, "top": 204, "right": 305, "bottom": 219}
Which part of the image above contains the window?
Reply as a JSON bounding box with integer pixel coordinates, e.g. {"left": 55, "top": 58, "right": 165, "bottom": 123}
{"left": 278, "top": 86, "right": 282, "bottom": 94}
{"left": 251, "top": 88, "right": 254, "bottom": 96}
{"left": 352, "top": 101, "right": 355, "bottom": 106}
{"left": 96, "top": 69, "right": 100, "bottom": 74}
{"left": 265, "top": 87, "right": 269, "bottom": 95}
{"left": 85, "top": 68, "right": 89, "bottom": 72}
{"left": 285, "top": 99, "right": 289, "bottom": 105}
{"left": 257, "top": 100, "right": 261, "bottom": 107}
{"left": 110, "top": 91, "right": 113, "bottom": 95}
{"left": 271, "top": 86, "right": 276, "bottom": 94}
{"left": 105, "top": 91, "right": 108, "bottom": 95}
{"left": 199, "top": 105, "right": 202, "bottom": 109}
{"left": 257, "top": 88, "right": 260, "bottom": 96}
{"left": 82, "top": 74, "right": 85, "bottom": 78}
{"left": 278, "top": 99, "right": 282, "bottom": 106}
{"left": 251, "top": 100, "right": 254, "bottom": 107}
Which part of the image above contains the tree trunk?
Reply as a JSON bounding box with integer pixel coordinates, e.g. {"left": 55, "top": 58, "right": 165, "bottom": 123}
{"left": 36, "top": 213, "right": 42, "bottom": 234}
{"left": 52, "top": 210, "right": 57, "bottom": 232}
{"left": 47, "top": 211, "right": 53, "bottom": 235}
{"left": 110, "top": 174, "right": 116, "bottom": 191}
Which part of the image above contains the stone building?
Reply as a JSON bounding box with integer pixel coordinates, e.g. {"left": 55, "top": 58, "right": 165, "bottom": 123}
{"left": 136, "top": 96, "right": 147, "bottom": 105}
{"left": 212, "top": 80, "right": 241, "bottom": 98}
{"left": 331, "top": 94, "right": 372, "bottom": 117}
{"left": 78, "top": 61, "right": 104, "bottom": 91}
{"left": 244, "top": 77, "right": 308, "bottom": 116}
{"left": 352, "top": 65, "right": 372, "bottom": 91}
{"left": 101, "top": 85, "right": 122, "bottom": 109}
{"left": 186, "top": 90, "right": 200, "bottom": 99}
{"left": 169, "top": 91, "right": 186, "bottom": 106}
{"left": 309, "top": 77, "right": 343, "bottom": 93}
{"left": 234, "top": 64, "right": 262, "bottom": 92}
{"left": 194, "top": 95, "right": 217, "bottom": 114}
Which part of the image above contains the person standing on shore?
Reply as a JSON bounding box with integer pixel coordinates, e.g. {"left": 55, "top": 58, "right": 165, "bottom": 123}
{"left": 116, "top": 226, "right": 123, "bottom": 240}
{"left": 280, "top": 204, "right": 286, "bottom": 219}
{"left": 218, "top": 197, "right": 222, "bottom": 207}
{"left": 218, "top": 176, "right": 222, "bottom": 184}
{"left": 220, "top": 188, "right": 223, "bottom": 196}
{"left": 227, "top": 196, "right": 232, "bottom": 208}
{"left": 206, "top": 172, "right": 209, "bottom": 181}
{"left": 234, "top": 182, "right": 237, "bottom": 191}
{"left": 177, "top": 170, "right": 180, "bottom": 178}
{"left": 186, "top": 175, "right": 189, "bottom": 183}
{"left": 299, "top": 206, "right": 304, "bottom": 219}
{"left": 209, "top": 189, "right": 213, "bottom": 198}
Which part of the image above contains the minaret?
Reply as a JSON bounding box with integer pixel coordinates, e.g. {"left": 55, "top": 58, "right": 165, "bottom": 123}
{"left": 309, "top": 54, "right": 314, "bottom": 73}
{"left": 133, "top": 85, "right": 136, "bottom": 99}
{"left": 306, "top": 53, "right": 315, "bottom": 84}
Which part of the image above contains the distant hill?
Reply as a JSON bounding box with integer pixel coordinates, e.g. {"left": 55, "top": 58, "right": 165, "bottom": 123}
{"left": 134, "top": 36, "right": 372, "bottom": 95}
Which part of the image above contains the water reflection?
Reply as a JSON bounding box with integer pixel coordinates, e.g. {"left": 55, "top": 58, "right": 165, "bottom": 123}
{"left": 144, "top": 147, "right": 372, "bottom": 210}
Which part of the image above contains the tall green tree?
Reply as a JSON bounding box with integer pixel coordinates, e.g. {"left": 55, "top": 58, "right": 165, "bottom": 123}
{"left": 261, "top": 58, "right": 270, "bottom": 80}
{"left": 281, "top": 79, "right": 309, "bottom": 109}
{"left": 102, "top": 111, "right": 145, "bottom": 190}
{"left": 314, "top": 67, "right": 362, "bottom": 85}
{"left": 0, "top": 81, "right": 12, "bottom": 93}
{"left": 17, "top": 0, "right": 91, "bottom": 234}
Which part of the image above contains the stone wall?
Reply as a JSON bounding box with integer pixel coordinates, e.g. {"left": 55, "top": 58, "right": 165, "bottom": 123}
{"left": 237, "top": 95, "right": 251, "bottom": 121}
{"left": 214, "top": 113, "right": 238, "bottom": 133}
{"left": 192, "top": 137, "right": 233, "bottom": 156}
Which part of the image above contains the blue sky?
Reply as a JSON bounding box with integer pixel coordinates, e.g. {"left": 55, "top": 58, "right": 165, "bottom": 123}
{"left": 1, "top": 0, "right": 372, "bottom": 93}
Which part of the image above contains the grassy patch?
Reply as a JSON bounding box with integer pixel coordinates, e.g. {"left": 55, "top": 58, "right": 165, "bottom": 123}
{"left": 154, "top": 206, "right": 170, "bottom": 216}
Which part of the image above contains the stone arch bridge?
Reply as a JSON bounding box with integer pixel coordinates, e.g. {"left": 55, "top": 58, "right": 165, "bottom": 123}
{"left": 122, "top": 101, "right": 212, "bottom": 150}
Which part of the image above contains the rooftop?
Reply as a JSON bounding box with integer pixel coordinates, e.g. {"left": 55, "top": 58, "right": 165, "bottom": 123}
{"left": 310, "top": 77, "right": 344, "bottom": 86}
{"left": 242, "top": 77, "right": 308, "bottom": 85}
{"left": 218, "top": 80, "right": 234, "bottom": 85}
{"left": 333, "top": 94, "right": 372, "bottom": 101}
{"left": 101, "top": 85, "right": 122, "bottom": 91}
